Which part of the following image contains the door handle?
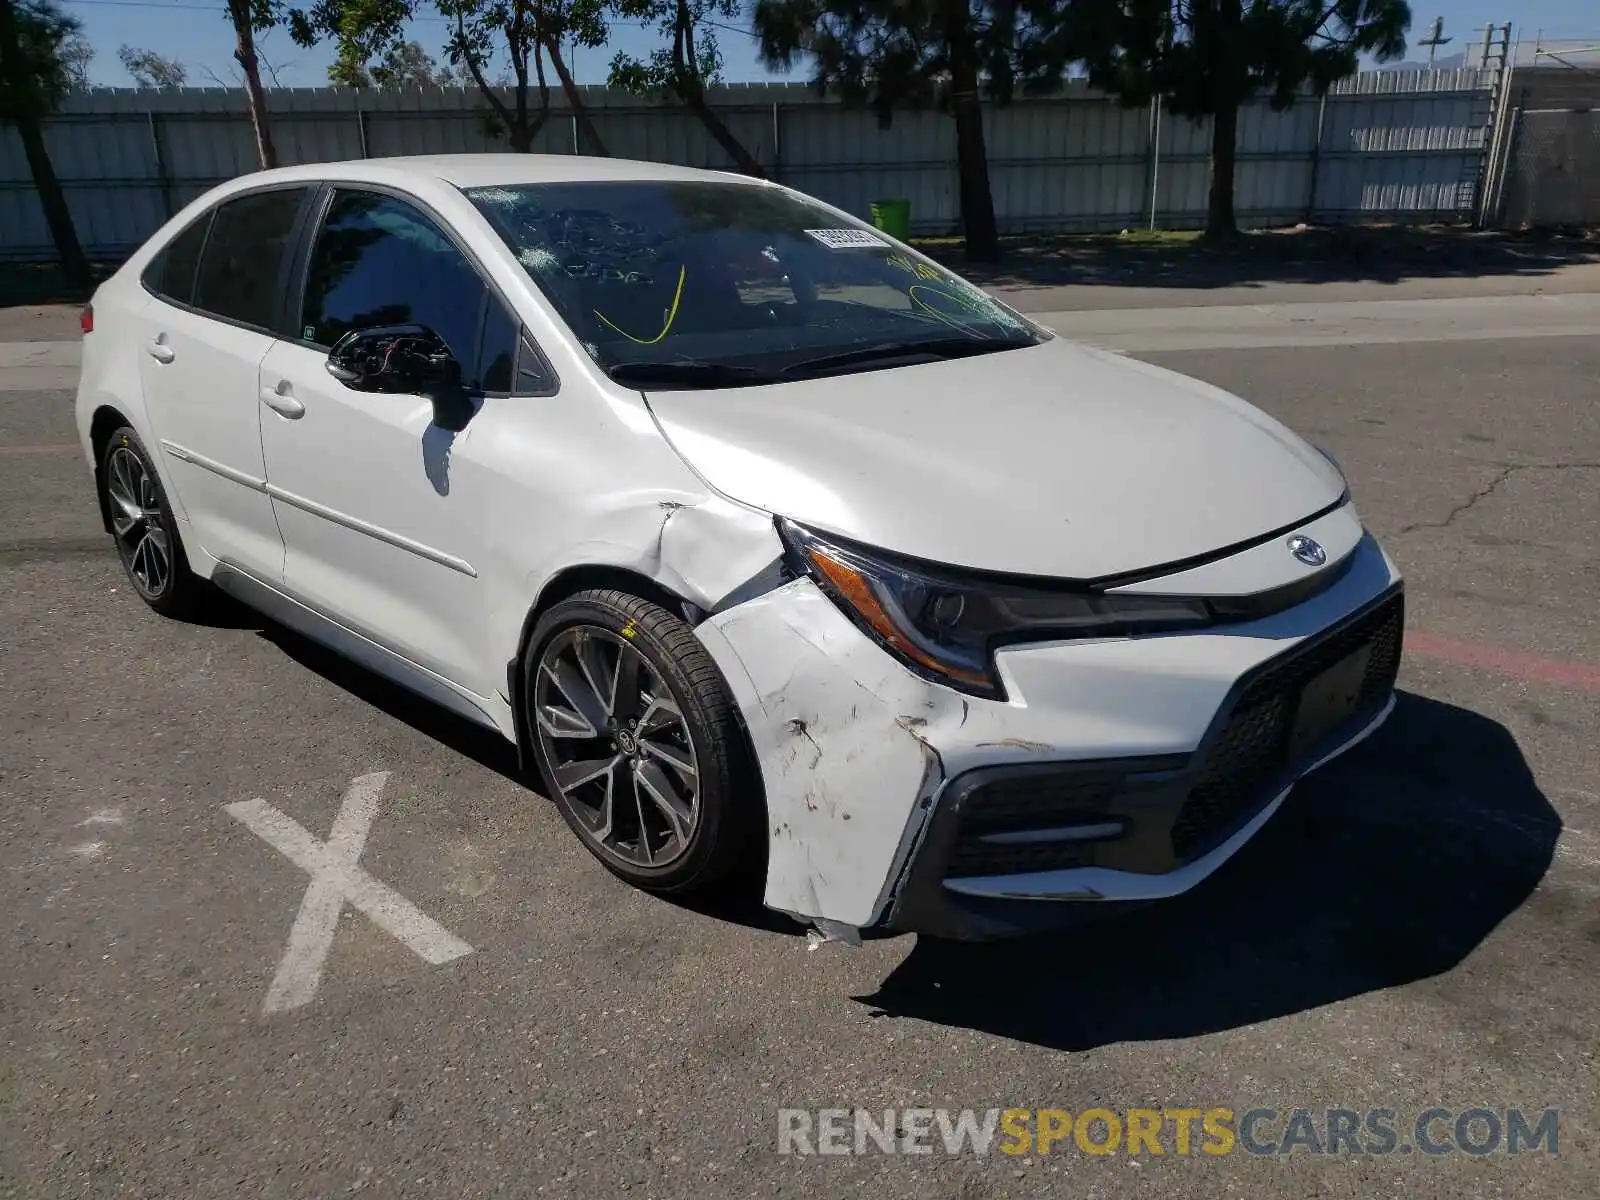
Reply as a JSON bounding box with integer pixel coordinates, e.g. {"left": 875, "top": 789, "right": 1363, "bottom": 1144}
{"left": 146, "top": 338, "right": 175, "bottom": 364}
{"left": 261, "top": 384, "right": 306, "bottom": 419}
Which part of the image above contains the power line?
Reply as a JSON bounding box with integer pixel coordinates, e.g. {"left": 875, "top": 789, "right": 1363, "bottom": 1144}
{"left": 700, "top": 16, "right": 759, "bottom": 39}
{"left": 61, "top": 0, "right": 223, "bottom": 8}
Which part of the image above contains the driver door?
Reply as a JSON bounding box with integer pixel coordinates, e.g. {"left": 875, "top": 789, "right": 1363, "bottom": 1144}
{"left": 257, "top": 188, "right": 516, "bottom": 697}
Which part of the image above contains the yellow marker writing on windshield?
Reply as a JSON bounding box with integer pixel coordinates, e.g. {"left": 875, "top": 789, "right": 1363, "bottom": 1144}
{"left": 593, "top": 265, "right": 687, "bottom": 345}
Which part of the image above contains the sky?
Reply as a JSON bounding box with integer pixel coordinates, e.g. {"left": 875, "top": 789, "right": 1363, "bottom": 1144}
{"left": 59, "top": 0, "right": 1600, "bottom": 90}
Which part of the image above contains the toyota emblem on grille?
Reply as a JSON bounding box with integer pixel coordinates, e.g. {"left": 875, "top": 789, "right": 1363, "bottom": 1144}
{"left": 1287, "top": 535, "right": 1327, "bottom": 567}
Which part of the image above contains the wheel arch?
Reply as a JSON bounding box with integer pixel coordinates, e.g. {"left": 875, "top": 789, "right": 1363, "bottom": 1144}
{"left": 505, "top": 564, "right": 768, "bottom": 855}
{"left": 88, "top": 405, "right": 133, "bottom": 535}
{"left": 507, "top": 564, "right": 699, "bottom": 773}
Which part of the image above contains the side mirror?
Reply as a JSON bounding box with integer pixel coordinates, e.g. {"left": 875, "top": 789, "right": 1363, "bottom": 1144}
{"left": 325, "top": 325, "right": 475, "bottom": 432}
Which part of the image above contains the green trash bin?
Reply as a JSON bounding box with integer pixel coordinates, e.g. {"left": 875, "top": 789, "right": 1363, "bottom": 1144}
{"left": 870, "top": 199, "right": 912, "bottom": 242}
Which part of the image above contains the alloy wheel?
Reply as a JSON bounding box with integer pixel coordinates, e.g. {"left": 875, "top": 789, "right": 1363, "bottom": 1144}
{"left": 105, "top": 446, "right": 172, "bottom": 598}
{"left": 533, "top": 625, "right": 701, "bottom": 868}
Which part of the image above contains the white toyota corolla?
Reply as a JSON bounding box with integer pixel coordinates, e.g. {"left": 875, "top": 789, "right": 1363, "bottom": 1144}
{"left": 76, "top": 154, "right": 1403, "bottom": 941}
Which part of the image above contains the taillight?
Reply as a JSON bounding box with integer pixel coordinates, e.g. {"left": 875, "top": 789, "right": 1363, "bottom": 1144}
{"left": 80, "top": 304, "right": 94, "bottom": 334}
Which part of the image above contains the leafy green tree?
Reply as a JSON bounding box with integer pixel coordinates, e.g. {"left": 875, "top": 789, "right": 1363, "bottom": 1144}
{"left": 331, "top": 39, "right": 455, "bottom": 87}
{"left": 377, "top": 38, "right": 455, "bottom": 86}
{"left": 1062, "top": 0, "right": 1411, "bottom": 236}
{"left": 119, "top": 44, "right": 189, "bottom": 88}
{"left": 608, "top": 0, "right": 762, "bottom": 175}
{"left": 0, "top": 0, "right": 89, "bottom": 282}
{"left": 292, "top": 0, "right": 609, "bottom": 154}
{"left": 754, "top": 0, "right": 1063, "bottom": 261}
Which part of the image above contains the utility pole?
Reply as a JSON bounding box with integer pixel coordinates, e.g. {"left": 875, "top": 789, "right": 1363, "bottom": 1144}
{"left": 1419, "top": 17, "right": 1452, "bottom": 65}
{"left": 1479, "top": 22, "right": 1512, "bottom": 70}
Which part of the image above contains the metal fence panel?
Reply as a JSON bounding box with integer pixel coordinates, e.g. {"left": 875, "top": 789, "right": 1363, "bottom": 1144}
{"left": 0, "top": 70, "right": 1503, "bottom": 261}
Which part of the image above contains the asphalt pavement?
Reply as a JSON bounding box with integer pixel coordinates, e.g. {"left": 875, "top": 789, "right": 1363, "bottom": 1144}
{"left": 1, "top": 276, "right": 1596, "bottom": 1198}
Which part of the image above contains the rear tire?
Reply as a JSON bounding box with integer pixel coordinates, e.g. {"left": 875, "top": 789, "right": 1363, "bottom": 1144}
{"left": 99, "top": 426, "right": 203, "bottom": 619}
{"left": 524, "top": 588, "right": 760, "bottom": 896}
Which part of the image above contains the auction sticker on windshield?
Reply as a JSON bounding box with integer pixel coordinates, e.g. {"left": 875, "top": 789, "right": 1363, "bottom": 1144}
{"left": 804, "top": 229, "right": 887, "bottom": 249}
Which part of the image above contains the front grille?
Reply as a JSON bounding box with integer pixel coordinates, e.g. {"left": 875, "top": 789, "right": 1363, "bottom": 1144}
{"left": 1170, "top": 592, "right": 1404, "bottom": 860}
{"left": 947, "top": 772, "right": 1121, "bottom": 875}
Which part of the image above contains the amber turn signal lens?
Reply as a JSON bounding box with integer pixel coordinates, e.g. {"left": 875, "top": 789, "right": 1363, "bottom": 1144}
{"left": 806, "top": 544, "right": 991, "bottom": 688}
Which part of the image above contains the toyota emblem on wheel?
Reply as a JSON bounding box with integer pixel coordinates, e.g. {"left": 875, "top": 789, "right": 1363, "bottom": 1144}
{"left": 1288, "top": 535, "right": 1328, "bottom": 566}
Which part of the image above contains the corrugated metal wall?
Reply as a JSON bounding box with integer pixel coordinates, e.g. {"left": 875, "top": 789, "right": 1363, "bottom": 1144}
{"left": 0, "top": 69, "right": 1498, "bottom": 261}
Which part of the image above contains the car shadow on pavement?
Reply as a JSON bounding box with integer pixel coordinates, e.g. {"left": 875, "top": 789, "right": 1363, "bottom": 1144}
{"left": 185, "top": 587, "right": 280, "bottom": 631}
{"left": 254, "top": 615, "right": 809, "bottom": 936}
{"left": 853, "top": 690, "right": 1561, "bottom": 1050}
{"left": 256, "top": 618, "right": 526, "bottom": 783}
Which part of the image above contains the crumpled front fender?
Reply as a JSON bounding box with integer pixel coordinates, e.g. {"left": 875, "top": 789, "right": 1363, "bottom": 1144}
{"left": 696, "top": 578, "right": 965, "bottom": 930}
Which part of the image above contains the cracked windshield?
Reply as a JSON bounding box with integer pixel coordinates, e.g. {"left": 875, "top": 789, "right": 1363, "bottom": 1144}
{"left": 468, "top": 180, "right": 1043, "bottom": 385}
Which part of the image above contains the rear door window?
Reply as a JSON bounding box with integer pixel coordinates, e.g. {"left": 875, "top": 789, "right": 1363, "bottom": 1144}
{"left": 192, "top": 187, "right": 310, "bottom": 330}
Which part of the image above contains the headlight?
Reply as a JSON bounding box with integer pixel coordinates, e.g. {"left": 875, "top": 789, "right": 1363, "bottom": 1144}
{"left": 779, "top": 521, "right": 1211, "bottom": 698}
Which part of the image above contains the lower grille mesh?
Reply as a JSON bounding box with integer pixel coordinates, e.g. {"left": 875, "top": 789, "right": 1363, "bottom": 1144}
{"left": 935, "top": 592, "right": 1404, "bottom": 880}
{"left": 1170, "top": 593, "right": 1404, "bottom": 860}
{"left": 947, "top": 773, "right": 1120, "bottom": 875}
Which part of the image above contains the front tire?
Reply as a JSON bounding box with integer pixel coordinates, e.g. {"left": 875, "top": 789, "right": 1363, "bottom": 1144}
{"left": 99, "top": 426, "right": 203, "bottom": 619}
{"left": 524, "top": 589, "right": 759, "bottom": 896}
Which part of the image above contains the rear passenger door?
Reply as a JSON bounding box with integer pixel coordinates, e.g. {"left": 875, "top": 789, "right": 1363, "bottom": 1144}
{"left": 136, "top": 185, "right": 312, "bottom": 580}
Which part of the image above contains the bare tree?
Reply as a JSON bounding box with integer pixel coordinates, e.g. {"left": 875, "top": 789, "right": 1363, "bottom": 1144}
{"left": 58, "top": 27, "right": 89, "bottom": 87}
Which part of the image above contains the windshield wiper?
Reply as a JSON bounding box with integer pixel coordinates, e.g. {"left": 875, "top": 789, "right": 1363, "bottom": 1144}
{"left": 607, "top": 360, "right": 780, "bottom": 389}
{"left": 779, "top": 335, "right": 1034, "bottom": 380}
{"left": 607, "top": 335, "right": 1033, "bottom": 390}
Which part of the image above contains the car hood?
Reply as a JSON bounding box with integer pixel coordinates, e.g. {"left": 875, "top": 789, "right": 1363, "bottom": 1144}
{"left": 643, "top": 338, "right": 1346, "bottom": 580}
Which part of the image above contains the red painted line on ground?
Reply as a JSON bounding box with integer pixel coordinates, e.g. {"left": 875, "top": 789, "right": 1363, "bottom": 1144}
{"left": 0, "top": 443, "right": 78, "bottom": 457}
{"left": 1407, "top": 629, "right": 1600, "bottom": 694}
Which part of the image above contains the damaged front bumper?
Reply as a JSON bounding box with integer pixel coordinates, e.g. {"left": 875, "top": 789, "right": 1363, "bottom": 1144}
{"left": 695, "top": 526, "right": 1404, "bottom": 942}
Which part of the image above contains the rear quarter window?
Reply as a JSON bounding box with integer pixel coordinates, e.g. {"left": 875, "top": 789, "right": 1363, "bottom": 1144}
{"left": 141, "top": 213, "right": 211, "bottom": 307}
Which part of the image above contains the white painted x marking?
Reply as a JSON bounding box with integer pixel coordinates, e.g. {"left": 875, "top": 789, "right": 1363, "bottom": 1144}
{"left": 227, "top": 772, "right": 473, "bottom": 1015}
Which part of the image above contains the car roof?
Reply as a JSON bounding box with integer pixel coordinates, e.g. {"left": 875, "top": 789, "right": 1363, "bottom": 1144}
{"left": 237, "top": 154, "right": 762, "bottom": 191}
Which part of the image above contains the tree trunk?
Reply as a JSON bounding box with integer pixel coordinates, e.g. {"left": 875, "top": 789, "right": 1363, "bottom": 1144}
{"left": 1205, "top": 97, "right": 1239, "bottom": 238}
{"left": 1196, "top": 0, "right": 1242, "bottom": 239}
{"left": 543, "top": 38, "right": 607, "bottom": 156}
{"left": 674, "top": 1, "right": 763, "bottom": 177}
{"left": 0, "top": 0, "right": 90, "bottom": 285}
{"left": 17, "top": 113, "right": 90, "bottom": 285}
{"left": 508, "top": 10, "right": 529, "bottom": 151}
{"left": 506, "top": 58, "right": 552, "bottom": 152}
{"left": 685, "top": 93, "right": 764, "bottom": 177}
{"left": 456, "top": 12, "right": 549, "bottom": 152}
{"left": 949, "top": 63, "right": 999, "bottom": 261}
{"left": 227, "top": 0, "right": 277, "bottom": 169}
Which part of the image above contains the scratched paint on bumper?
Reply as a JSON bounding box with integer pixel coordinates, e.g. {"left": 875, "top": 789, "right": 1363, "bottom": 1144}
{"left": 697, "top": 526, "right": 1403, "bottom": 934}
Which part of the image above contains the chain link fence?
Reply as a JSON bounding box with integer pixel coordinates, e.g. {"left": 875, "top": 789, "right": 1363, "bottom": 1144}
{"left": 1498, "top": 108, "right": 1600, "bottom": 228}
